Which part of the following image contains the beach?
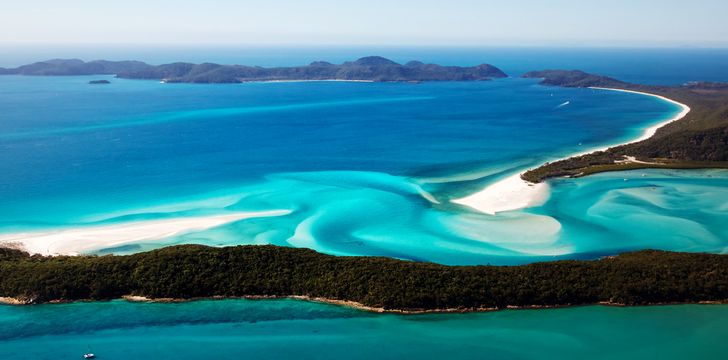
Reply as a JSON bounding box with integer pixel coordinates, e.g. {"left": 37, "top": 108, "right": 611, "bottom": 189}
{"left": 0, "top": 210, "right": 291, "bottom": 256}
{"left": 452, "top": 88, "right": 692, "bottom": 215}
{"left": 2, "top": 74, "right": 720, "bottom": 265}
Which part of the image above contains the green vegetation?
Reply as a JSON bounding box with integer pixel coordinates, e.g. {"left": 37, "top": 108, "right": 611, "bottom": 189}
{"left": 520, "top": 72, "right": 728, "bottom": 182}
{"left": 522, "top": 155, "right": 728, "bottom": 183}
{"left": 1, "top": 245, "right": 726, "bottom": 310}
{"left": 522, "top": 70, "right": 627, "bottom": 88}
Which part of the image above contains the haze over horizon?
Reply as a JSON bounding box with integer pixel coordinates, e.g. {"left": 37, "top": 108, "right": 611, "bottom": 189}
{"left": 2, "top": 0, "right": 727, "bottom": 47}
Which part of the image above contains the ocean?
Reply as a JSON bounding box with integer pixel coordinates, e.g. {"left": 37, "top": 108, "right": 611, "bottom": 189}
{"left": 0, "top": 300, "right": 726, "bottom": 359}
{"left": 1, "top": 47, "right": 727, "bottom": 357}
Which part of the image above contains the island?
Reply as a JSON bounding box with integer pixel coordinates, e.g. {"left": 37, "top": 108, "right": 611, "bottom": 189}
{"left": 0, "top": 245, "right": 726, "bottom": 311}
{"left": 88, "top": 79, "right": 110, "bottom": 84}
{"left": 520, "top": 70, "right": 728, "bottom": 182}
{"left": 0, "top": 56, "right": 508, "bottom": 83}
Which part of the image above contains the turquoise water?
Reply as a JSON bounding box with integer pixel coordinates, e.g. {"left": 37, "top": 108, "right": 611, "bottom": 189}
{"left": 0, "top": 300, "right": 726, "bottom": 359}
{"left": 2, "top": 51, "right": 728, "bottom": 356}
{"left": 535, "top": 169, "right": 728, "bottom": 256}
{"left": 1, "top": 73, "right": 727, "bottom": 264}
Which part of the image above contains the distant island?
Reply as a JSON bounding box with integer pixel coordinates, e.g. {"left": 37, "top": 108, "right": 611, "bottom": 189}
{"left": 520, "top": 70, "right": 728, "bottom": 182}
{"left": 0, "top": 56, "right": 508, "bottom": 83}
{"left": 88, "top": 79, "right": 110, "bottom": 84}
{"left": 1, "top": 245, "right": 726, "bottom": 312}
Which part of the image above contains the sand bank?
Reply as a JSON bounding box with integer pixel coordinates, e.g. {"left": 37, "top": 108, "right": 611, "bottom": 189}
{"left": 0, "top": 210, "right": 291, "bottom": 256}
{"left": 451, "top": 174, "right": 550, "bottom": 215}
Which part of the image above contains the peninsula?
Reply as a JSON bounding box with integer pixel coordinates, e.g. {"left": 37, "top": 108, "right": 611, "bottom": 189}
{"left": 454, "top": 71, "right": 728, "bottom": 215}
{"left": 520, "top": 70, "right": 728, "bottom": 182}
{"left": 1, "top": 245, "right": 726, "bottom": 312}
{"left": 0, "top": 56, "right": 508, "bottom": 83}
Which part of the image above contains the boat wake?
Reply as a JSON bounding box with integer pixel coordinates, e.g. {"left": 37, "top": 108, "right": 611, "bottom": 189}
{"left": 556, "top": 100, "right": 571, "bottom": 108}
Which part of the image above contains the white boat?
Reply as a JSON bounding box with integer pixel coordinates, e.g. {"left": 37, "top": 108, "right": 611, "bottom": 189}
{"left": 83, "top": 345, "right": 96, "bottom": 358}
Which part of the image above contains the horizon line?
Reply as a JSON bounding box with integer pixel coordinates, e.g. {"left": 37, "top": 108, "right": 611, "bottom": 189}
{"left": 2, "top": 42, "right": 728, "bottom": 50}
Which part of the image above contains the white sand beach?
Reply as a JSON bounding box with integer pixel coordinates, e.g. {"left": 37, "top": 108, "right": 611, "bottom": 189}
{"left": 452, "top": 88, "right": 691, "bottom": 215}
{"left": 451, "top": 174, "right": 550, "bottom": 215}
{"left": 0, "top": 210, "right": 291, "bottom": 256}
{"left": 590, "top": 87, "right": 691, "bottom": 144}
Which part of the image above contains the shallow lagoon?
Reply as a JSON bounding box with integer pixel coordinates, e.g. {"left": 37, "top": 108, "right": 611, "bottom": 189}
{"left": 0, "top": 75, "right": 726, "bottom": 264}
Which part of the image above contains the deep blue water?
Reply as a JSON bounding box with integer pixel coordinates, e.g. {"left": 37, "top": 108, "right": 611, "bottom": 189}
{"left": 2, "top": 48, "right": 728, "bottom": 264}
{"left": 5, "top": 73, "right": 725, "bottom": 264}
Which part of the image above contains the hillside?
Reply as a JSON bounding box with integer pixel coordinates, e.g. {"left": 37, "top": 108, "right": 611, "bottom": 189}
{"left": 521, "top": 71, "right": 728, "bottom": 182}
{"left": 0, "top": 56, "right": 508, "bottom": 83}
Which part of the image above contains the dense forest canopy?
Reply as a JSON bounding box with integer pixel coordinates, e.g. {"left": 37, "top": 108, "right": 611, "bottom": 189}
{"left": 1, "top": 245, "right": 726, "bottom": 311}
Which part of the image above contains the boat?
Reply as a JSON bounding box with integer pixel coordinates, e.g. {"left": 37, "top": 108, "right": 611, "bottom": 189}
{"left": 83, "top": 345, "right": 96, "bottom": 359}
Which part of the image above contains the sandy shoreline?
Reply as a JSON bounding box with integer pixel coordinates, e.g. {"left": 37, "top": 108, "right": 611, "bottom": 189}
{"left": 452, "top": 87, "right": 692, "bottom": 215}
{"left": 0, "top": 210, "right": 291, "bottom": 256}
{"left": 587, "top": 87, "right": 692, "bottom": 146}
{"left": 1, "top": 294, "right": 723, "bottom": 314}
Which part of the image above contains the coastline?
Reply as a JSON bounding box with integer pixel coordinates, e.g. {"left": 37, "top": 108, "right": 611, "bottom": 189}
{"left": 124, "top": 295, "right": 728, "bottom": 314}
{"left": 0, "top": 210, "right": 291, "bottom": 256}
{"left": 1, "top": 245, "right": 725, "bottom": 314}
{"left": 1, "top": 294, "right": 724, "bottom": 315}
{"left": 242, "top": 79, "right": 376, "bottom": 83}
{"left": 452, "top": 87, "right": 692, "bottom": 215}
{"left": 588, "top": 87, "right": 692, "bottom": 144}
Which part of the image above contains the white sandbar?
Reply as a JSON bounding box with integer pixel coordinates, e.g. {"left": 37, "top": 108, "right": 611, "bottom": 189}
{"left": 0, "top": 210, "right": 291, "bottom": 256}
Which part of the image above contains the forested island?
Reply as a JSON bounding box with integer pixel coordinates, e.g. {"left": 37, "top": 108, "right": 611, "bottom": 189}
{"left": 521, "top": 70, "right": 728, "bottom": 182}
{"left": 0, "top": 56, "right": 507, "bottom": 83}
{"left": 1, "top": 245, "right": 726, "bottom": 311}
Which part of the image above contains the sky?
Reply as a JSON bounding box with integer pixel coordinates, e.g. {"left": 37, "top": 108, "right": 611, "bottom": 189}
{"left": 1, "top": 0, "right": 727, "bottom": 47}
